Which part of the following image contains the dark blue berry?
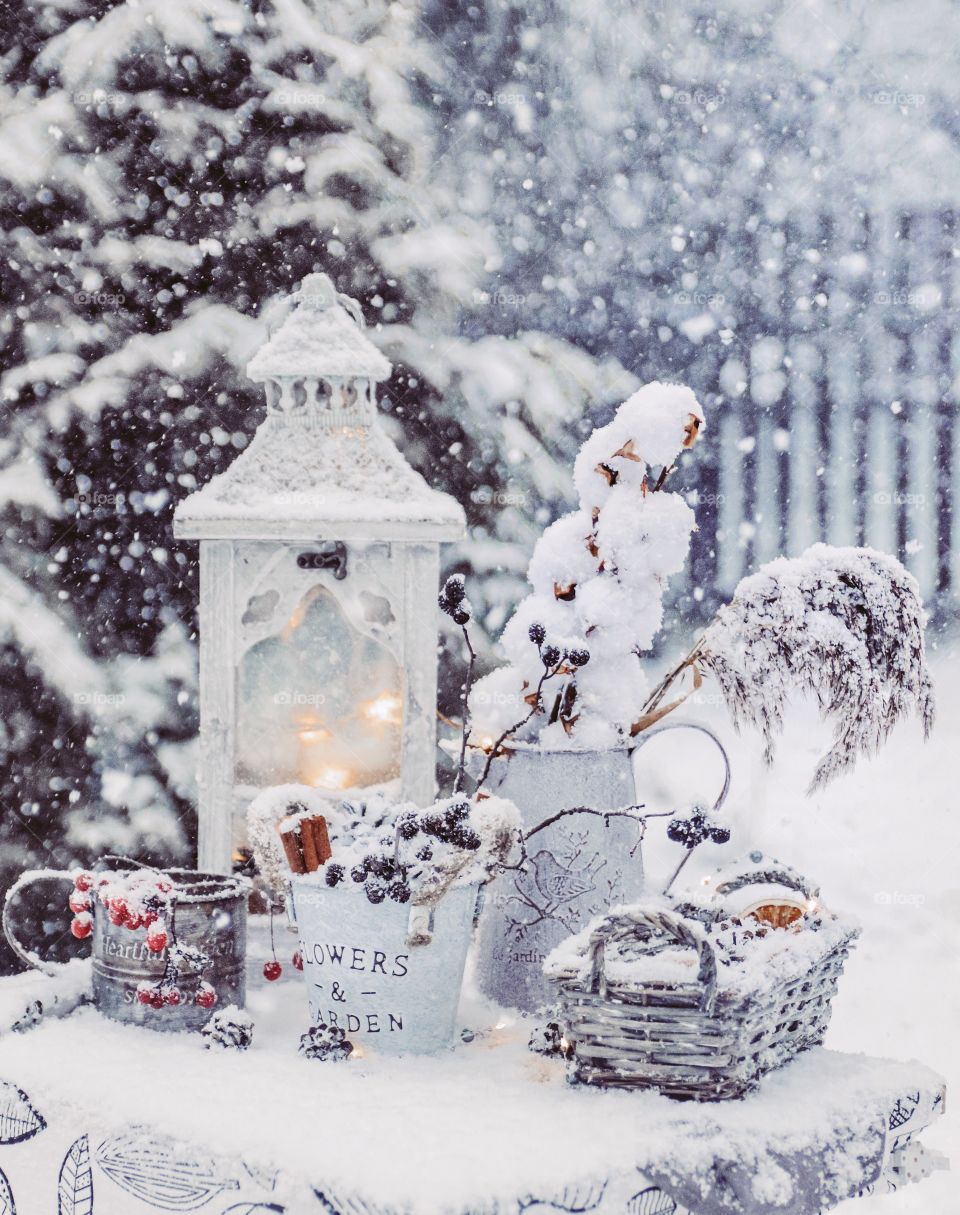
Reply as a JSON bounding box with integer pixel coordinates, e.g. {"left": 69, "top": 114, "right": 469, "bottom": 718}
{"left": 365, "top": 883, "right": 386, "bottom": 904}
{"left": 542, "top": 645, "right": 561, "bottom": 668}
{"left": 387, "top": 881, "right": 411, "bottom": 904}
{"left": 398, "top": 816, "right": 419, "bottom": 840}
{"left": 325, "top": 863, "right": 345, "bottom": 887}
{"left": 528, "top": 622, "right": 546, "bottom": 646}
{"left": 443, "top": 576, "right": 466, "bottom": 606}
{"left": 566, "top": 648, "right": 590, "bottom": 667}
{"left": 350, "top": 865, "right": 367, "bottom": 884}
{"left": 416, "top": 845, "right": 433, "bottom": 862}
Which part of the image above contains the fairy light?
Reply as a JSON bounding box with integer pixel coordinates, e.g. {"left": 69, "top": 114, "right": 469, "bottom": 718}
{"left": 363, "top": 692, "right": 402, "bottom": 725}
{"left": 311, "top": 766, "right": 351, "bottom": 791}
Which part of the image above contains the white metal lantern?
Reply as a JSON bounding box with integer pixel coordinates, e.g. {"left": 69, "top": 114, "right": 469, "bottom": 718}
{"left": 173, "top": 275, "right": 465, "bottom": 872}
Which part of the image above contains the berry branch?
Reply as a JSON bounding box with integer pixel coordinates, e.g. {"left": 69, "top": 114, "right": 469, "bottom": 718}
{"left": 438, "top": 575, "right": 477, "bottom": 795}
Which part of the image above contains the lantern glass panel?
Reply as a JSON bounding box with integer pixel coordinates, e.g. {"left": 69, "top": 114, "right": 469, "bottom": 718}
{"left": 235, "top": 583, "right": 402, "bottom": 792}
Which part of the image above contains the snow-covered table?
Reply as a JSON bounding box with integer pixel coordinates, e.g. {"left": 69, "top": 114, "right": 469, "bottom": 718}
{"left": 0, "top": 962, "right": 945, "bottom": 1215}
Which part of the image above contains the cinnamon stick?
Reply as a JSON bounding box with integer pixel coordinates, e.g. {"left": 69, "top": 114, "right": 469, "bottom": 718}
{"left": 301, "top": 815, "right": 332, "bottom": 871}
{"left": 279, "top": 824, "right": 307, "bottom": 874}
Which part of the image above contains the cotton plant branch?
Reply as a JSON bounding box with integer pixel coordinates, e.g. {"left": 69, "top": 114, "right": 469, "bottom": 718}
{"left": 634, "top": 544, "right": 935, "bottom": 791}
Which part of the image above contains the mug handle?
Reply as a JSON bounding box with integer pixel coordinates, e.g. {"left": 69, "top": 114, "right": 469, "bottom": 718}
{"left": 3, "top": 870, "right": 78, "bottom": 977}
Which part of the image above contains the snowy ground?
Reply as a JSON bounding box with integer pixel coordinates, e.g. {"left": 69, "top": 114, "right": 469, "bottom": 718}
{"left": 627, "top": 628, "right": 959, "bottom": 1213}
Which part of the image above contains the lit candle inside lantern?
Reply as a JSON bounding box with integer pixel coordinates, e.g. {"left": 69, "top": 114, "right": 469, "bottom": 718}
{"left": 364, "top": 691, "right": 403, "bottom": 726}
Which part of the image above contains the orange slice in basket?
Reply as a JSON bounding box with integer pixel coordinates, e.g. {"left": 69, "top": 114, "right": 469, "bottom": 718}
{"left": 742, "top": 901, "right": 805, "bottom": 929}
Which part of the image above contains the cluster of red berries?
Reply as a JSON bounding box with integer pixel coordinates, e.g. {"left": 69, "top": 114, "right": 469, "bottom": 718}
{"left": 135, "top": 978, "right": 217, "bottom": 1011}
{"left": 68, "top": 870, "right": 172, "bottom": 955}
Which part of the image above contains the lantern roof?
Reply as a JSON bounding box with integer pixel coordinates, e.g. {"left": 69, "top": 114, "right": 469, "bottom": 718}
{"left": 173, "top": 277, "right": 465, "bottom": 543}
{"left": 247, "top": 274, "right": 392, "bottom": 383}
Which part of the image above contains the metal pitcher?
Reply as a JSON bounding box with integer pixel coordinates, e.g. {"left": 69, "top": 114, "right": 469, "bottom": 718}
{"left": 3, "top": 859, "right": 249, "bottom": 1032}
{"left": 471, "top": 722, "right": 731, "bottom": 1012}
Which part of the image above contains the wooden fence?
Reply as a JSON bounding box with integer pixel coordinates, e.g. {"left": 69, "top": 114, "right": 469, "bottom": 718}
{"left": 676, "top": 210, "right": 957, "bottom": 611}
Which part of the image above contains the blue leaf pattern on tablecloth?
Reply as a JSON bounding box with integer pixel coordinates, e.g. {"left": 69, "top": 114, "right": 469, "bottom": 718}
{"left": 0, "top": 1082, "right": 45, "bottom": 1144}
{"left": 0, "top": 1166, "right": 15, "bottom": 1215}
{"left": 627, "top": 1187, "right": 677, "bottom": 1215}
{"left": 221, "top": 1205, "right": 285, "bottom": 1214}
{"left": 520, "top": 1181, "right": 607, "bottom": 1213}
{"left": 96, "top": 1130, "right": 240, "bottom": 1210}
{"left": 58, "top": 1135, "right": 94, "bottom": 1215}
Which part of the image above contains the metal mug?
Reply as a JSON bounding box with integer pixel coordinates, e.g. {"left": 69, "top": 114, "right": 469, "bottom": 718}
{"left": 3, "top": 858, "right": 250, "bottom": 1032}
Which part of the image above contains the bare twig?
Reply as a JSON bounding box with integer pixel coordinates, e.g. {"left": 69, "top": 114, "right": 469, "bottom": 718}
{"left": 662, "top": 848, "right": 694, "bottom": 895}
{"left": 452, "top": 622, "right": 477, "bottom": 794}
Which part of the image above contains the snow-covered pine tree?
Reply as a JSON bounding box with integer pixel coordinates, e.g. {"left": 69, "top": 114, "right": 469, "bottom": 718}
{"left": 0, "top": 0, "right": 630, "bottom": 968}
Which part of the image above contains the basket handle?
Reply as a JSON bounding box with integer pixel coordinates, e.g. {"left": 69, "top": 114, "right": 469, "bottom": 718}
{"left": 586, "top": 905, "right": 718, "bottom": 1014}
{"left": 629, "top": 721, "right": 731, "bottom": 814}
{"left": 714, "top": 866, "right": 819, "bottom": 902}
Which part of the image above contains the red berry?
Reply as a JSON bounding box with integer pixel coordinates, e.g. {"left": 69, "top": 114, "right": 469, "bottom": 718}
{"left": 70, "top": 914, "right": 93, "bottom": 939}
{"left": 125, "top": 913, "right": 143, "bottom": 931}
{"left": 292, "top": 950, "right": 303, "bottom": 971}
{"left": 136, "top": 984, "right": 154, "bottom": 1006}
{"left": 68, "top": 891, "right": 91, "bottom": 915}
{"left": 108, "top": 906, "right": 126, "bottom": 927}
{"left": 108, "top": 896, "right": 127, "bottom": 917}
{"left": 73, "top": 872, "right": 93, "bottom": 893}
{"left": 149, "top": 991, "right": 165, "bottom": 1009}
{"left": 195, "top": 984, "right": 216, "bottom": 1009}
{"left": 165, "top": 987, "right": 181, "bottom": 1006}
{"left": 263, "top": 960, "right": 282, "bottom": 982}
{"left": 146, "top": 928, "right": 167, "bottom": 953}
{"left": 143, "top": 910, "right": 158, "bottom": 927}
{"left": 155, "top": 879, "right": 172, "bottom": 894}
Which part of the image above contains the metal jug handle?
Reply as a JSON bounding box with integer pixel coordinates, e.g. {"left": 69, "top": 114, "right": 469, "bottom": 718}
{"left": 629, "top": 721, "right": 731, "bottom": 814}
{"left": 3, "top": 870, "right": 77, "bottom": 977}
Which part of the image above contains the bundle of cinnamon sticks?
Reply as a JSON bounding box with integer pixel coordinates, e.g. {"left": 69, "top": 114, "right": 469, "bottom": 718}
{"left": 278, "top": 814, "right": 332, "bottom": 874}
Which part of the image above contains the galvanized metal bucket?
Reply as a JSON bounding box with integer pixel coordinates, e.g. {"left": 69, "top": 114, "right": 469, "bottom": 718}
{"left": 291, "top": 878, "right": 478, "bottom": 1055}
{"left": 3, "top": 861, "right": 249, "bottom": 1033}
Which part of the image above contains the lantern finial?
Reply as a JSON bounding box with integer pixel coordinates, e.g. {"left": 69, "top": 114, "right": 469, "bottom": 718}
{"left": 294, "top": 273, "right": 365, "bottom": 327}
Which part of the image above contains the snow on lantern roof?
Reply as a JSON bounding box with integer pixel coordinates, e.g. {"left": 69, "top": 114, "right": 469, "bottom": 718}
{"left": 173, "top": 277, "right": 464, "bottom": 543}
{"left": 246, "top": 274, "right": 392, "bottom": 384}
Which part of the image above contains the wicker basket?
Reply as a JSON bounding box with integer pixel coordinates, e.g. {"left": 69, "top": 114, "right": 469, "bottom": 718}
{"left": 549, "top": 869, "right": 858, "bottom": 1100}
